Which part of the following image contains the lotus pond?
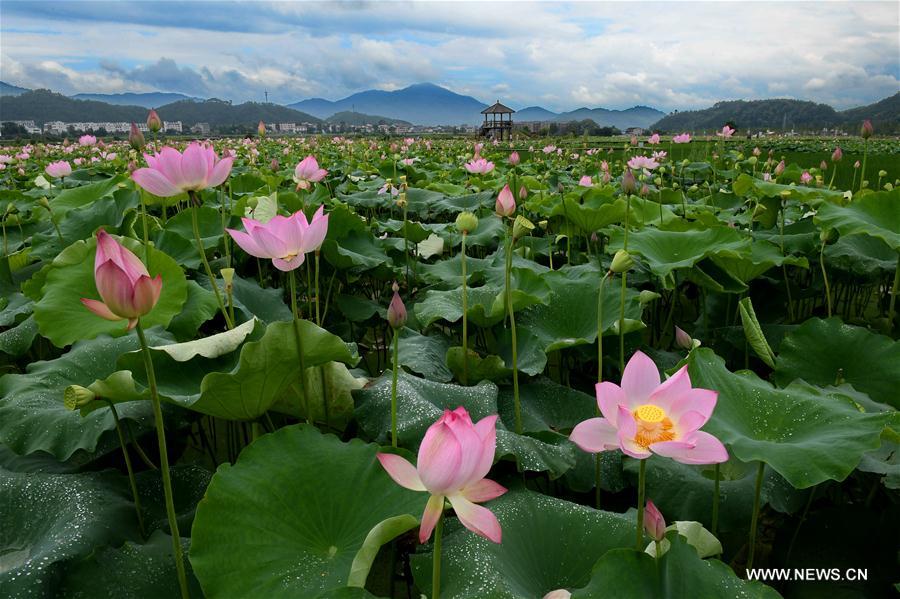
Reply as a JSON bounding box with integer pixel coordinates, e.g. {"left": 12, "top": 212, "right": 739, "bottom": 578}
{"left": 0, "top": 132, "right": 898, "bottom": 598}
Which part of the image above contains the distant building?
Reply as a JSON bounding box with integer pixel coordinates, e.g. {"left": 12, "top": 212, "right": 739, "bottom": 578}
{"left": 480, "top": 100, "right": 515, "bottom": 140}
{"left": 7, "top": 120, "right": 42, "bottom": 134}
{"left": 191, "top": 122, "right": 210, "bottom": 135}
{"left": 38, "top": 120, "right": 181, "bottom": 135}
{"left": 625, "top": 127, "right": 645, "bottom": 135}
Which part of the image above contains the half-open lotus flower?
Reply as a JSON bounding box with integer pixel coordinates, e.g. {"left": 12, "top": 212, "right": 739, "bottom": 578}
{"left": 627, "top": 155, "right": 660, "bottom": 171}
{"left": 716, "top": 125, "right": 735, "bottom": 138}
{"left": 45, "top": 160, "right": 72, "bottom": 178}
{"left": 495, "top": 183, "right": 516, "bottom": 216}
{"left": 464, "top": 157, "right": 495, "bottom": 174}
{"left": 377, "top": 406, "right": 506, "bottom": 543}
{"left": 132, "top": 143, "right": 234, "bottom": 197}
{"left": 81, "top": 230, "right": 161, "bottom": 330}
{"left": 570, "top": 351, "right": 728, "bottom": 464}
{"left": 226, "top": 205, "right": 329, "bottom": 271}
{"left": 293, "top": 155, "right": 328, "bottom": 190}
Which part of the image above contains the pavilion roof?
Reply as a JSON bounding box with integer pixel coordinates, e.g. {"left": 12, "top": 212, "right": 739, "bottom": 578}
{"left": 481, "top": 101, "right": 515, "bottom": 114}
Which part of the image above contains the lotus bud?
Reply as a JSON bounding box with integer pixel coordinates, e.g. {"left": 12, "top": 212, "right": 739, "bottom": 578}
{"left": 543, "top": 591, "right": 572, "bottom": 599}
{"left": 819, "top": 228, "right": 833, "bottom": 243}
{"left": 270, "top": 158, "right": 279, "bottom": 171}
{"left": 640, "top": 183, "right": 649, "bottom": 197}
{"left": 621, "top": 168, "right": 637, "bottom": 194}
{"left": 820, "top": 161, "right": 827, "bottom": 171}
{"left": 146, "top": 109, "right": 162, "bottom": 133}
{"left": 644, "top": 500, "right": 666, "bottom": 542}
{"left": 861, "top": 120, "right": 873, "bottom": 139}
{"left": 681, "top": 159, "right": 690, "bottom": 167}
{"left": 518, "top": 185, "right": 528, "bottom": 200}
{"left": 854, "top": 160, "right": 861, "bottom": 168}
{"left": 64, "top": 385, "right": 96, "bottom": 410}
{"left": 37, "top": 197, "right": 52, "bottom": 212}
{"left": 654, "top": 177, "right": 662, "bottom": 187}
{"left": 747, "top": 156, "right": 758, "bottom": 166}
{"left": 508, "top": 151, "right": 520, "bottom": 166}
{"left": 387, "top": 281, "right": 407, "bottom": 329}
{"left": 128, "top": 123, "right": 145, "bottom": 151}
{"left": 495, "top": 184, "right": 516, "bottom": 217}
{"left": 675, "top": 326, "right": 693, "bottom": 350}
{"left": 127, "top": 160, "right": 138, "bottom": 174}
{"left": 831, "top": 147, "right": 842, "bottom": 162}
{"left": 455, "top": 211, "right": 479, "bottom": 235}
{"left": 258, "top": 121, "right": 266, "bottom": 137}
{"left": 610, "top": 249, "right": 634, "bottom": 273}
{"left": 513, "top": 214, "right": 535, "bottom": 240}
{"left": 774, "top": 160, "right": 785, "bottom": 176}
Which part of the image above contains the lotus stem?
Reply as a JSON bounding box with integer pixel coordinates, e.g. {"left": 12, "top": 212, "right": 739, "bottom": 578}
{"left": 820, "top": 239, "right": 832, "bottom": 318}
{"left": 139, "top": 189, "right": 153, "bottom": 267}
{"left": 747, "top": 461, "right": 765, "bottom": 571}
{"left": 188, "top": 194, "right": 232, "bottom": 329}
{"left": 636, "top": 458, "right": 647, "bottom": 550}
{"left": 505, "top": 226, "right": 522, "bottom": 434}
{"left": 288, "top": 270, "right": 311, "bottom": 424}
{"left": 106, "top": 400, "right": 144, "bottom": 537}
{"left": 461, "top": 232, "right": 469, "bottom": 386}
{"left": 432, "top": 510, "right": 445, "bottom": 599}
{"left": 391, "top": 328, "right": 400, "bottom": 448}
{"left": 135, "top": 322, "right": 190, "bottom": 599}
{"left": 889, "top": 255, "right": 899, "bottom": 331}
{"left": 597, "top": 272, "right": 609, "bottom": 383}
{"left": 711, "top": 463, "right": 721, "bottom": 539}
{"left": 315, "top": 252, "right": 321, "bottom": 326}
{"left": 859, "top": 139, "right": 868, "bottom": 193}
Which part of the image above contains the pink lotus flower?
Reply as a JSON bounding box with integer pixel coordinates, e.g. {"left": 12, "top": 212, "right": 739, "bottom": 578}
{"left": 508, "top": 151, "right": 520, "bottom": 166}
{"left": 377, "top": 407, "right": 506, "bottom": 543}
{"left": 465, "top": 157, "right": 495, "bottom": 174}
{"left": 800, "top": 171, "right": 812, "bottom": 184}
{"left": 716, "top": 125, "right": 735, "bottom": 138}
{"left": 542, "top": 145, "right": 556, "bottom": 154}
{"left": 569, "top": 351, "right": 728, "bottom": 464}
{"left": 627, "top": 155, "right": 659, "bottom": 171}
{"left": 774, "top": 160, "right": 785, "bottom": 176}
{"left": 831, "top": 147, "right": 842, "bottom": 162}
{"left": 79, "top": 134, "right": 97, "bottom": 146}
{"left": 132, "top": 143, "right": 234, "bottom": 197}
{"left": 45, "top": 160, "right": 72, "bottom": 178}
{"left": 495, "top": 183, "right": 516, "bottom": 216}
{"left": 227, "top": 205, "right": 329, "bottom": 271}
{"left": 647, "top": 133, "right": 661, "bottom": 145}
{"left": 644, "top": 500, "right": 666, "bottom": 541}
{"left": 861, "top": 120, "right": 873, "bottom": 139}
{"left": 387, "top": 281, "right": 407, "bottom": 329}
{"left": 81, "top": 230, "right": 162, "bottom": 330}
{"left": 293, "top": 155, "right": 328, "bottom": 190}
{"left": 579, "top": 175, "right": 593, "bottom": 187}
{"left": 652, "top": 151, "right": 667, "bottom": 161}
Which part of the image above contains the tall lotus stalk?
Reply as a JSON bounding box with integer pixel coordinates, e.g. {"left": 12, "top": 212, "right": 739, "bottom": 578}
{"left": 594, "top": 270, "right": 610, "bottom": 507}
{"left": 131, "top": 142, "right": 234, "bottom": 329}
{"left": 377, "top": 407, "right": 506, "bottom": 599}
{"left": 747, "top": 462, "right": 766, "bottom": 570}
{"left": 496, "top": 184, "right": 522, "bottom": 433}
{"left": 618, "top": 168, "right": 637, "bottom": 372}
{"left": 80, "top": 231, "right": 189, "bottom": 598}
{"left": 227, "top": 206, "right": 329, "bottom": 421}
{"left": 456, "top": 212, "right": 479, "bottom": 385}
{"left": 387, "top": 282, "right": 407, "bottom": 447}
{"left": 568, "top": 352, "right": 728, "bottom": 556}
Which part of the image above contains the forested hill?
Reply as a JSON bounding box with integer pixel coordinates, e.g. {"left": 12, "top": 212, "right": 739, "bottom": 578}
{"left": 651, "top": 94, "right": 900, "bottom": 133}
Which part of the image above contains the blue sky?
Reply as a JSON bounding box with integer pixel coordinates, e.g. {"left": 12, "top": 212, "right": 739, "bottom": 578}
{"left": 1, "top": 1, "right": 898, "bottom": 111}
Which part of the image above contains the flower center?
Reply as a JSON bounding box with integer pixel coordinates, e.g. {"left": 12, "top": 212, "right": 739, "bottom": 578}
{"left": 633, "top": 404, "right": 676, "bottom": 447}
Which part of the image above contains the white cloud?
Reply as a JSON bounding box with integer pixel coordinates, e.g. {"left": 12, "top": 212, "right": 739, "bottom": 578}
{"left": 0, "top": 1, "right": 896, "bottom": 111}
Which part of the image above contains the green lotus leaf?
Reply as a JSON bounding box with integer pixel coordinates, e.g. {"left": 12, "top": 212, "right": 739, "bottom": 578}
{"left": 189, "top": 425, "right": 427, "bottom": 598}
{"left": 0, "top": 469, "right": 139, "bottom": 597}
{"left": 774, "top": 317, "right": 900, "bottom": 408}
{"left": 689, "top": 348, "right": 892, "bottom": 488}
{"left": 607, "top": 225, "right": 751, "bottom": 277}
{"left": 0, "top": 331, "right": 170, "bottom": 460}
{"left": 58, "top": 531, "right": 203, "bottom": 599}
{"left": 814, "top": 188, "right": 900, "bottom": 250}
{"left": 571, "top": 533, "right": 781, "bottom": 598}
{"left": 410, "top": 489, "right": 635, "bottom": 599}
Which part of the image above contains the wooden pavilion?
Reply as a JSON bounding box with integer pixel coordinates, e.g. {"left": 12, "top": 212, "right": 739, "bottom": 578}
{"left": 480, "top": 100, "right": 515, "bottom": 140}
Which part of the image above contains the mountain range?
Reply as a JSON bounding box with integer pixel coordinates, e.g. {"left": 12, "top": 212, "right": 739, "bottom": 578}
{"left": 1, "top": 80, "right": 897, "bottom": 132}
